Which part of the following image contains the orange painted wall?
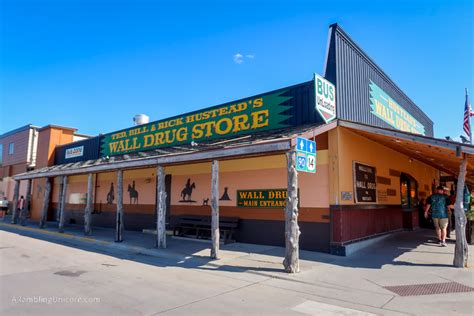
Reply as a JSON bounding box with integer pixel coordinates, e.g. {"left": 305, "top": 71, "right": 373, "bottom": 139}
{"left": 329, "top": 127, "right": 438, "bottom": 205}
{"left": 36, "top": 126, "right": 76, "bottom": 168}
{"left": 34, "top": 148, "right": 331, "bottom": 224}
{"left": 165, "top": 152, "right": 329, "bottom": 223}
{"left": 167, "top": 154, "right": 329, "bottom": 208}
{"left": 47, "top": 169, "right": 157, "bottom": 209}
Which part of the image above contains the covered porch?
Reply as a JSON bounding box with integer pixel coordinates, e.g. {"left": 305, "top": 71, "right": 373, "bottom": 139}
{"left": 10, "top": 126, "right": 318, "bottom": 272}
{"left": 327, "top": 120, "right": 474, "bottom": 255}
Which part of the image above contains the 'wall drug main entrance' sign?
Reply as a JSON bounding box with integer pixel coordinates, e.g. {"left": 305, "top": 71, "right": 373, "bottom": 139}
{"left": 237, "top": 189, "right": 299, "bottom": 208}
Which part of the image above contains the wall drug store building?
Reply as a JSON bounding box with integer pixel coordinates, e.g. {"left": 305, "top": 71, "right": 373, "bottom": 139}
{"left": 13, "top": 24, "right": 474, "bottom": 255}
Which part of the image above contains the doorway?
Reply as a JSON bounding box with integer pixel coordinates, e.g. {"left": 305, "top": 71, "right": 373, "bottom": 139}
{"left": 400, "top": 173, "right": 418, "bottom": 209}
{"left": 400, "top": 173, "right": 420, "bottom": 230}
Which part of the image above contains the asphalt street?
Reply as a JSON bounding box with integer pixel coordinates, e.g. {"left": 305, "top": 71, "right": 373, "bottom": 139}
{"left": 1, "top": 226, "right": 473, "bottom": 316}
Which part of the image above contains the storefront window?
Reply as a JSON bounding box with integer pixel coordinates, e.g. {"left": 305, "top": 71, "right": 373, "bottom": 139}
{"left": 400, "top": 173, "right": 418, "bottom": 208}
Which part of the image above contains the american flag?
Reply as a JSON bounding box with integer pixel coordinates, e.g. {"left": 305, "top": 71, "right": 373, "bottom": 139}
{"left": 464, "top": 88, "right": 473, "bottom": 142}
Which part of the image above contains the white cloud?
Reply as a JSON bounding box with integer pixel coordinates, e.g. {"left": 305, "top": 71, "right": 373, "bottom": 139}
{"left": 233, "top": 53, "right": 244, "bottom": 64}
{"left": 233, "top": 53, "right": 255, "bottom": 64}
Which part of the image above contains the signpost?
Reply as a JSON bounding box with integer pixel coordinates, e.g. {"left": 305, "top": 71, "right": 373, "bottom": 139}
{"left": 295, "top": 137, "right": 316, "bottom": 173}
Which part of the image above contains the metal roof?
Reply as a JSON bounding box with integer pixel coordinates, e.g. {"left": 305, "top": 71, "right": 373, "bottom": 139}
{"left": 0, "top": 124, "right": 39, "bottom": 139}
{"left": 324, "top": 24, "right": 434, "bottom": 136}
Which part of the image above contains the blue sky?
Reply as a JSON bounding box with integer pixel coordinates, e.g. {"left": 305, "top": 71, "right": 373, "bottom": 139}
{"left": 1, "top": 0, "right": 472, "bottom": 140}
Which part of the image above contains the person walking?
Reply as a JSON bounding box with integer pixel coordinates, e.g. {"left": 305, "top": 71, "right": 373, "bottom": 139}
{"left": 424, "top": 186, "right": 454, "bottom": 246}
{"left": 444, "top": 187, "right": 454, "bottom": 239}
{"left": 17, "top": 195, "right": 25, "bottom": 223}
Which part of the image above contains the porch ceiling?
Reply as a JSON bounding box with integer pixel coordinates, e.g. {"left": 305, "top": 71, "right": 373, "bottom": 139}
{"left": 338, "top": 120, "right": 474, "bottom": 184}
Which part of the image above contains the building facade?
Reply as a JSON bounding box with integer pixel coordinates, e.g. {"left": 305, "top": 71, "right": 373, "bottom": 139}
{"left": 12, "top": 24, "right": 474, "bottom": 255}
{"left": 0, "top": 125, "right": 39, "bottom": 202}
{"left": 0, "top": 124, "right": 87, "bottom": 213}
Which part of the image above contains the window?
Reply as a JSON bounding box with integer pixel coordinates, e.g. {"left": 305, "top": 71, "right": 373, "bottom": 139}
{"left": 8, "top": 143, "right": 14, "bottom": 155}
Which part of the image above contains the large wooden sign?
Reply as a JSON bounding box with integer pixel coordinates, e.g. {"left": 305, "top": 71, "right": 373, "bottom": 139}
{"left": 101, "top": 90, "right": 294, "bottom": 156}
{"left": 353, "top": 162, "right": 377, "bottom": 203}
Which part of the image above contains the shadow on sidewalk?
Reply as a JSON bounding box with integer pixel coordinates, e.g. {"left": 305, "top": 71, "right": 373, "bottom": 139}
{"left": 0, "top": 219, "right": 459, "bottom": 273}
{"left": 325, "top": 229, "right": 457, "bottom": 269}
{"left": 1, "top": 220, "right": 292, "bottom": 276}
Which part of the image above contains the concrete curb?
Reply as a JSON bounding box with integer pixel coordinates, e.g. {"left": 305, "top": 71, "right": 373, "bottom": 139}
{"left": 0, "top": 222, "right": 211, "bottom": 263}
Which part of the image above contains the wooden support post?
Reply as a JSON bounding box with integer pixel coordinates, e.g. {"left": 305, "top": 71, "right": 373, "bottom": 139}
{"left": 156, "top": 166, "right": 167, "bottom": 248}
{"left": 39, "top": 178, "right": 51, "bottom": 228}
{"left": 58, "top": 176, "right": 68, "bottom": 233}
{"left": 10, "top": 180, "right": 20, "bottom": 224}
{"left": 20, "top": 179, "right": 32, "bottom": 226}
{"left": 211, "top": 160, "right": 220, "bottom": 259}
{"left": 56, "top": 176, "right": 63, "bottom": 222}
{"left": 84, "top": 173, "right": 94, "bottom": 235}
{"left": 454, "top": 158, "right": 469, "bottom": 267}
{"left": 284, "top": 151, "right": 300, "bottom": 273}
{"left": 116, "top": 169, "right": 124, "bottom": 242}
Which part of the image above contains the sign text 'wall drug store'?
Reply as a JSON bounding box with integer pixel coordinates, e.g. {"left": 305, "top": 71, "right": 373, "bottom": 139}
{"left": 101, "top": 91, "right": 293, "bottom": 156}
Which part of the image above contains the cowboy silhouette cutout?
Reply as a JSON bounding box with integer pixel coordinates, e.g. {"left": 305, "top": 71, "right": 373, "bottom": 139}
{"left": 128, "top": 180, "right": 139, "bottom": 204}
{"left": 180, "top": 178, "right": 196, "bottom": 202}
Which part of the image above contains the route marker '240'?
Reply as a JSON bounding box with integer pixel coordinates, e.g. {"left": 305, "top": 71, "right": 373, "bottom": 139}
{"left": 295, "top": 137, "right": 316, "bottom": 173}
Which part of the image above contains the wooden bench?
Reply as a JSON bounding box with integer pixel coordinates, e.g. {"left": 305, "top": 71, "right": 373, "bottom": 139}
{"left": 172, "top": 215, "right": 239, "bottom": 244}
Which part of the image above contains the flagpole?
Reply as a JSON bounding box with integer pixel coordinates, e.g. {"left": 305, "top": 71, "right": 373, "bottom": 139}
{"left": 468, "top": 88, "right": 472, "bottom": 145}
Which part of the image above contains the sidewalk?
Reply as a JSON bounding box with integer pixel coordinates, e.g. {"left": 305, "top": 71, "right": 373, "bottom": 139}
{"left": 1, "top": 219, "right": 473, "bottom": 315}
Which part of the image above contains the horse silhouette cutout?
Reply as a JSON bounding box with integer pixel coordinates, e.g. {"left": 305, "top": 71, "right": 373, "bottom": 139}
{"left": 128, "top": 181, "right": 139, "bottom": 204}
{"left": 202, "top": 198, "right": 209, "bottom": 206}
{"left": 180, "top": 178, "right": 196, "bottom": 202}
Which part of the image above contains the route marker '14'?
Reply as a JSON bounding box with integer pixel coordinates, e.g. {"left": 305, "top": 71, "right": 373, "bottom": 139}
{"left": 295, "top": 137, "right": 316, "bottom": 173}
